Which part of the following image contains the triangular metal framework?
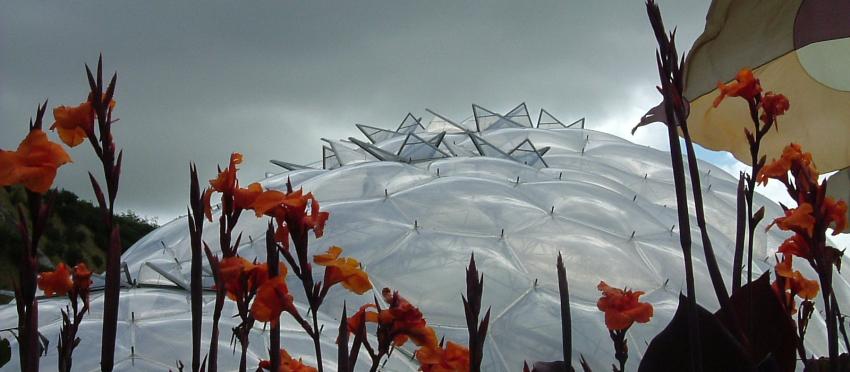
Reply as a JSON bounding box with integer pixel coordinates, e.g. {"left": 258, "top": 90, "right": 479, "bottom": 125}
{"left": 504, "top": 102, "right": 533, "bottom": 128}
{"left": 356, "top": 124, "right": 403, "bottom": 144}
{"left": 508, "top": 139, "right": 549, "bottom": 168}
{"left": 323, "top": 139, "right": 375, "bottom": 167}
{"left": 322, "top": 146, "right": 340, "bottom": 170}
{"left": 270, "top": 160, "right": 313, "bottom": 171}
{"left": 396, "top": 113, "right": 425, "bottom": 134}
{"left": 467, "top": 133, "right": 513, "bottom": 160}
{"left": 425, "top": 109, "right": 469, "bottom": 132}
{"left": 348, "top": 137, "right": 402, "bottom": 162}
{"left": 536, "top": 108, "right": 566, "bottom": 129}
{"left": 473, "top": 104, "right": 526, "bottom": 132}
{"left": 397, "top": 132, "right": 453, "bottom": 163}
{"left": 566, "top": 117, "right": 585, "bottom": 129}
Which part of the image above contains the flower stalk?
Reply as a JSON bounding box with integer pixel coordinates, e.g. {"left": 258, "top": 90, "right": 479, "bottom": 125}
{"left": 3, "top": 101, "right": 71, "bottom": 372}
{"left": 641, "top": 2, "right": 701, "bottom": 370}
{"left": 463, "top": 254, "right": 490, "bottom": 372}
{"left": 265, "top": 222, "right": 282, "bottom": 372}
{"left": 188, "top": 163, "right": 206, "bottom": 372}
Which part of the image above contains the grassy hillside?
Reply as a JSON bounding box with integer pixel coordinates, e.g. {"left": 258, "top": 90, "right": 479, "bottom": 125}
{"left": 0, "top": 185, "right": 158, "bottom": 291}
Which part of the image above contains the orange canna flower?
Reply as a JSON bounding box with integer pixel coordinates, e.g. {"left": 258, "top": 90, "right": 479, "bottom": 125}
{"left": 381, "top": 300, "right": 438, "bottom": 348}
{"left": 713, "top": 69, "right": 762, "bottom": 108}
{"left": 347, "top": 304, "right": 379, "bottom": 334}
{"left": 348, "top": 297, "right": 438, "bottom": 349}
{"left": 250, "top": 189, "right": 305, "bottom": 218}
{"left": 203, "top": 152, "right": 244, "bottom": 220}
{"left": 757, "top": 143, "right": 818, "bottom": 187}
{"left": 760, "top": 92, "right": 790, "bottom": 123}
{"left": 774, "top": 255, "right": 820, "bottom": 301}
{"left": 769, "top": 203, "right": 816, "bottom": 237}
{"left": 416, "top": 342, "right": 471, "bottom": 372}
{"left": 258, "top": 348, "right": 318, "bottom": 372}
{"left": 756, "top": 157, "right": 790, "bottom": 186}
{"left": 596, "top": 281, "right": 654, "bottom": 331}
{"left": 251, "top": 276, "right": 296, "bottom": 325}
{"left": 234, "top": 182, "right": 263, "bottom": 211}
{"left": 218, "top": 256, "right": 287, "bottom": 301}
{"left": 303, "top": 198, "right": 330, "bottom": 238}
{"left": 789, "top": 271, "right": 820, "bottom": 300}
{"left": 50, "top": 96, "right": 116, "bottom": 148}
{"left": 0, "top": 129, "right": 72, "bottom": 193}
{"left": 38, "top": 263, "right": 74, "bottom": 297}
{"left": 209, "top": 152, "right": 243, "bottom": 194}
{"left": 314, "top": 246, "right": 372, "bottom": 295}
{"left": 73, "top": 262, "right": 93, "bottom": 293}
{"left": 218, "top": 256, "right": 254, "bottom": 300}
{"left": 51, "top": 102, "right": 94, "bottom": 147}
{"left": 823, "top": 197, "right": 848, "bottom": 234}
{"left": 777, "top": 234, "right": 812, "bottom": 259}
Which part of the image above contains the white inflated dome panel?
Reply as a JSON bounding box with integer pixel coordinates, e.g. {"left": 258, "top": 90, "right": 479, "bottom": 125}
{"left": 3, "top": 107, "right": 849, "bottom": 371}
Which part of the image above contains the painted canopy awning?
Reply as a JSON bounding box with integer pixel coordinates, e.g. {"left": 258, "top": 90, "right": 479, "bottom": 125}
{"left": 683, "top": 0, "right": 850, "bottom": 173}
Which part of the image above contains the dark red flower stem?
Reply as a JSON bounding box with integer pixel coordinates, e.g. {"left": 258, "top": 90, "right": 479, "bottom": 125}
{"left": 265, "top": 222, "right": 281, "bottom": 372}
{"left": 678, "top": 120, "right": 730, "bottom": 306}
{"left": 463, "top": 254, "right": 490, "bottom": 372}
{"left": 556, "top": 252, "right": 573, "bottom": 371}
{"left": 337, "top": 305, "right": 350, "bottom": 372}
{"left": 204, "top": 245, "right": 225, "bottom": 372}
{"left": 644, "top": 2, "right": 702, "bottom": 370}
{"left": 188, "top": 164, "right": 206, "bottom": 372}
{"left": 58, "top": 287, "right": 89, "bottom": 372}
{"left": 284, "top": 195, "right": 324, "bottom": 372}
{"left": 608, "top": 329, "right": 628, "bottom": 372}
{"left": 743, "top": 98, "right": 771, "bottom": 289}
{"left": 797, "top": 299, "right": 814, "bottom": 363}
{"left": 13, "top": 102, "right": 51, "bottom": 372}
{"left": 82, "top": 56, "right": 123, "bottom": 372}
{"left": 732, "top": 174, "right": 747, "bottom": 291}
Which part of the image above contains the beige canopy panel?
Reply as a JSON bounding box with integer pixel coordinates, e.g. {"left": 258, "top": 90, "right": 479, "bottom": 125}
{"left": 683, "top": 0, "right": 850, "bottom": 173}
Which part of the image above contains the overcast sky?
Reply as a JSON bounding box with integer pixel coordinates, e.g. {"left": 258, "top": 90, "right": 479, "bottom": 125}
{"left": 1, "top": 0, "right": 719, "bottom": 223}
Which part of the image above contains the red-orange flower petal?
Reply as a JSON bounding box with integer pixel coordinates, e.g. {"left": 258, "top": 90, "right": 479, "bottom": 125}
{"left": 73, "top": 262, "right": 93, "bottom": 293}
{"left": 218, "top": 256, "right": 255, "bottom": 300}
{"left": 777, "top": 234, "right": 812, "bottom": 259}
{"left": 596, "top": 281, "right": 654, "bottom": 331}
{"left": 313, "top": 246, "right": 342, "bottom": 265}
{"left": 209, "top": 152, "right": 242, "bottom": 194}
{"left": 759, "top": 92, "right": 790, "bottom": 123}
{"left": 202, "top": 188, "right": 214, "bottom": 222}
{"left": 251, "top": 190, "right": 307, "bottom": 220}
{"left": 756, "top": 157, "right": 791, "bottom": 186}
{"left": 51, "top": 102, "right": 94, "bottom": 147}
{"left": 0, "top": 129, "right": 72, "bottom": 193}
{"left": 823, "top": 197, "right": 848, "bottom": 234}
{"left": 303, "top": 197, "right": 329, "bottom": 238}
{"left": 251, "top": 277, "right": 295, "bottom": 325}
{"left": 314, "top": 246, "right": 372, "bottom": 295}
{"left": 416, "top": 341, "right": 471, "bottom": 372}
{"left": 234, "top": 182, "right": 263, "bottom": 210}
{"left": 38, "top": 262, "right": 74, "bottom": 297}
{"left": 770, "top": 203, "right": 816, "bottom": 236}
{"left": 713, "top": 69, "right": 762, "bottom": 108}
{"left": 774, "top": 255, "right": 820, "bottom": 300}
{"left": 258, "top": 348, "right": 318, "bottom": 372}
{"left": 790, "top": 271, "right": 820, "bottom": 300}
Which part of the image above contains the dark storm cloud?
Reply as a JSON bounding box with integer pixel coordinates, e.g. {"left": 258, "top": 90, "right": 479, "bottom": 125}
{"left": 1, "top": 0, "right": 710, "bottom": 222}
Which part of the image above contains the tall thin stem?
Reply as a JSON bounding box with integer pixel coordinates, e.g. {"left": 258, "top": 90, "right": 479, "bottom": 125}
{"left": 644, "top": 2, "right": 702, "bottom": 370}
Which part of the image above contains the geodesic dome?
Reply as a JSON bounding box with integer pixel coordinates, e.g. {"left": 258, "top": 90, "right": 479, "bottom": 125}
{"left": 3, "top": 103, "right": 848, "bottom": 371}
